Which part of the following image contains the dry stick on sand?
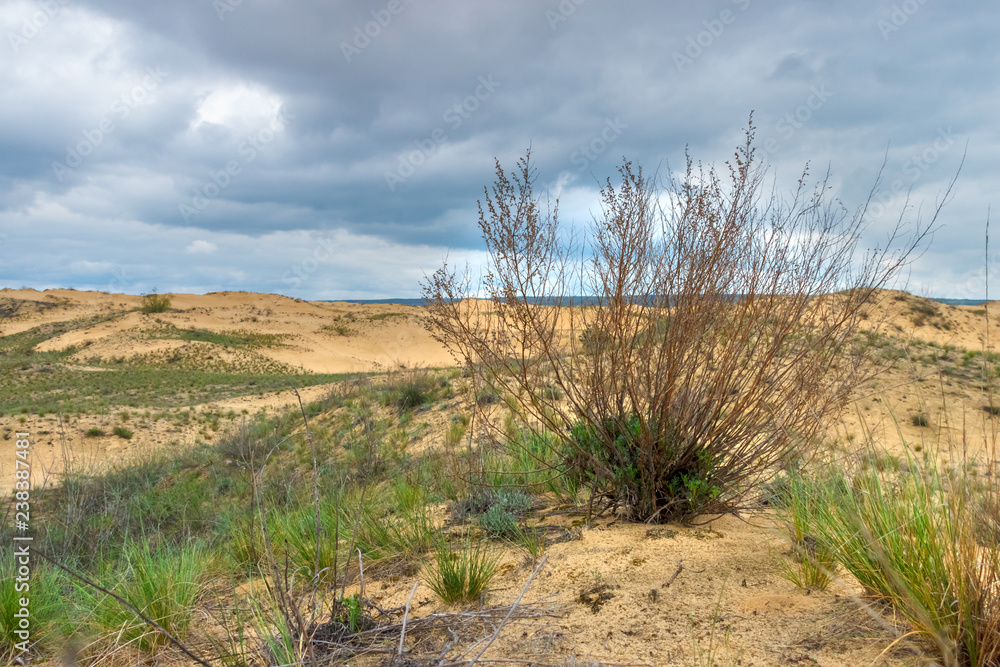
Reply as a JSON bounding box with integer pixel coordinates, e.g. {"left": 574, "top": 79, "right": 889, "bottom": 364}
{"left": 664, "top": 553, "right": 704, "bottom": 588}
{"left": 398, "top": 580, "right": 420, "bottom": 663}
{"left": 461, "top": 555, "right": 549, "bottom": 667}
{"left": 665, "top": 557, "right": 685, "bottom": 588}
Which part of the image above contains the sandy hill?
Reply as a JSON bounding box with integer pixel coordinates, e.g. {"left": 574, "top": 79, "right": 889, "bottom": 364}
{"left": 2, "top": 287, "right": 999, "bottom": 665}
{"left": 2, "top": 286, "right": 997, "bottom": 493}
{"left": 1, "top": 287, "right": 454, "bottom": 373}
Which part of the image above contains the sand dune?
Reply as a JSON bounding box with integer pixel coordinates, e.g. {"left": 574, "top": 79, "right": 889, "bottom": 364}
{"left": 2, "top": 287, "right": 999, "bottom": 665}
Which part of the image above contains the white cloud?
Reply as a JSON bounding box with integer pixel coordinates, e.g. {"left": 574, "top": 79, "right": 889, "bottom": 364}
{"left": 192, "top": 83, "right": 284, "bottom": 131}
{"left": 185, "top": 240, "right": 218, "bottom": 255}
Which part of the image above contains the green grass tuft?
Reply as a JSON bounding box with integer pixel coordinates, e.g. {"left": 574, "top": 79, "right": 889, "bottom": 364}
{"left": 80, "top": 541, "right": 208, "bottom": 652}
{"left": 426, "top": 536, "right": 500, "bottom": 604}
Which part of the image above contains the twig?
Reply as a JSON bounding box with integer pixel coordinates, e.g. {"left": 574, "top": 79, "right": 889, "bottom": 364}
{"left": 399, "top": 580, "right": 420, "bottom": 662}
{"left": 358, "top": 547, "right": 366, "bottom": 600}
{"left": 665, "top": 556, "right": 684, "bottom": 587}
{"left": 465, "top": 555, "right": 548, "bottom": 666}
{"left": 35, "top": 550, "right": 213, "bottom": 667}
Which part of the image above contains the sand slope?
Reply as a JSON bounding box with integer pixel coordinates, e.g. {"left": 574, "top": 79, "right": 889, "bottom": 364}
{"left": 2, "top": 287, "right": 999, "bottom": 665}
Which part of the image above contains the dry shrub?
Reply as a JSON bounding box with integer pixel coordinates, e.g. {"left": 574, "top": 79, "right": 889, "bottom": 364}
{"left": 422, "top": 121, "right": 950, "bottom": 522}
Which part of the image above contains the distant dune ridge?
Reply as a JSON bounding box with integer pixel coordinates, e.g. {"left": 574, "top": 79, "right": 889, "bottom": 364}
{"left": 1, "top": 285, "right": 998, "bottom": 493}
{"left": 0, "top": 287, "right": 456, "bottom": 373}
{"left": 1, "top": 286, "right": 995, "bottom": 368}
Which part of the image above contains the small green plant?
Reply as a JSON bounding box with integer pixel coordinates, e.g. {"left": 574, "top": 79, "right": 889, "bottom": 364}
{"left": 426, "top": 536, "right": 501, "bottom": 604}
{"left": 510, "top": 523, "right": 546, "bottom": 561}
{"left": 911, "top": 414, "right": 930, "bottom": 427}
{"left": 479, "top": 505, "right": 518, "bottom": 538}
{"left": 335, "top": 593, "right": 365, "bottom": 633}
{"left": 85, "top": 427, "right": 104, "bottom": 437}
{"left": 452, "top": 488, "right": 531, "bottom": 522}
{"left": 140, "top": 291, "right": 171, "bottom": 314}
{"left": 112, "top": 426, "right": 133, "bottom": 439}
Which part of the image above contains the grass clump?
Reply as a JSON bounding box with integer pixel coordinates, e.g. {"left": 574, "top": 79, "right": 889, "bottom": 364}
{"left": 426, "top": 537, "right": 501, "bottom": 604}
{"left": 85, "top": 427, "right": 104, "bottom": 437}
{"left": 112, "top": 426, "right": 133, "bottom": 439}
{"left": 776, "top": 473, "right": 837, "bottom": 591}
{"left": 80, "top": 541, "right": 207, "bottom": 652}
{"left": 382, "top": 369, "right": 447, "bottom": 412}
{"left": 788, "top": 445, "right": 1000, "bottom": 666}
{"left": 0, "top": 560, "right": 72, "bottom": 661}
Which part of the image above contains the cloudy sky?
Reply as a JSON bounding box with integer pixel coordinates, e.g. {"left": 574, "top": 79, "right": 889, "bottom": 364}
{"left": 0, "top": 0, "right": 996, "bottom": 299}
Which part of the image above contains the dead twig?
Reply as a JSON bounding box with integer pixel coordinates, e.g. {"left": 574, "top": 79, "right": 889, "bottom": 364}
{"left": 398, "top": 580, "right": 420, "bottom": 662}
{"left": 464, "top": 555, "right": 548, "bottom": 666}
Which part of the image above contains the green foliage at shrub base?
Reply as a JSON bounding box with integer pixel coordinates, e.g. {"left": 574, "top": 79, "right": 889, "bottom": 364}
{"left": 567, "top": 414, "right": 721, "bottom": 522}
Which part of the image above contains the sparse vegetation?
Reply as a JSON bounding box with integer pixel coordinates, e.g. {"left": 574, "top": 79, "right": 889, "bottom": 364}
{"left": 3, "top": 131, "right": 996, "bottom": 666}
{"left": 140, "top": 291, "right": 172, "bottom": 314}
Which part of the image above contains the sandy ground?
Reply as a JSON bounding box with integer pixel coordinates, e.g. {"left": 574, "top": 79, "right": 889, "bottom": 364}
{"left": 2, "top": 287, "right": 998, "bottom": 665}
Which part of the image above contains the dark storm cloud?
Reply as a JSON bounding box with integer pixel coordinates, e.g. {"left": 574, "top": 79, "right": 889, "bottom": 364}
{"left": 1, "top": 0, "right": 998, "bottom": 297}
